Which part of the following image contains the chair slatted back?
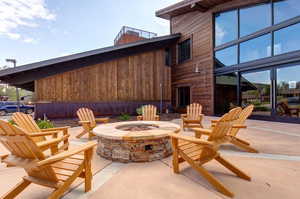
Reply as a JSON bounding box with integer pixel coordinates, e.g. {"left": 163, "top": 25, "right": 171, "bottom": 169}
{"left": 142, "top": 105, "right": 157, "bottom": 121}
{"left": 186, "top": 103, "right": 202, "bottom": 120}
{"left": 77, "top": 108, "right": 96, "bottom": 128}
{"left": 230, "top": 105, "right": 254, "bottom": 136}
{"left": 12, "top": 112, "right": 45, "bottom": 142}
{"left": 0, "top": 120, "right": 59, "bottom": 182}
{"left": 208, "top": 107, "right": 242, "bottom": 142}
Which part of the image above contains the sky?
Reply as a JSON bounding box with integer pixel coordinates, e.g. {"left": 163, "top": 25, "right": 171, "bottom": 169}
{"left": 0, "top": 0, "right": 181, "bottom": 68}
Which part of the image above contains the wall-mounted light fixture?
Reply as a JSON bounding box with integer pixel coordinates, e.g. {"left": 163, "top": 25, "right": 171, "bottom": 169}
{"left": 194, "top": 64, "right": 201, "bottom": 73}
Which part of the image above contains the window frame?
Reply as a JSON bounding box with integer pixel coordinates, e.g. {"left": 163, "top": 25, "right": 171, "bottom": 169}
{"left": 213, "top": 1, "right": 300, "bottom": 69}
{"left": 177, "top": 37, "right": 192, "bottom": 64}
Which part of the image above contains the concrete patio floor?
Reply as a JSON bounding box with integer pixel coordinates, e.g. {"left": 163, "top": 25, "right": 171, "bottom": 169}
{"left": 1, "top": 116, "right": 300, "bottom": 199}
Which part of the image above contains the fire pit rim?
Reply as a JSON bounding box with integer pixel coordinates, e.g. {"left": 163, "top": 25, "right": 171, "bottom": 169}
{"left": 93, "top": 121, "right": 180, "bottom": 140}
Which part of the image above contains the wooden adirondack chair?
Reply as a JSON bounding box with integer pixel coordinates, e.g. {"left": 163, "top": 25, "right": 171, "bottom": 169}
{"left": 12, "top": 112, "right": 70, "bottom": 155}
{"left": 170, "top": 110, "right": 251, "bottom": 198}
{"left": 76, "top": 108, "right": 109, "bottom": 140}
{"left": 194, "top": 105, "right": 258, "bottom": 153}
{"left": 0, "top": 120, "right": 97, "bottom": 199}
{"left": 137, "top": 105, "right": 160, "bottom": 121}
{"left": 181, "top": 103, "right": 204, "bottom": 130}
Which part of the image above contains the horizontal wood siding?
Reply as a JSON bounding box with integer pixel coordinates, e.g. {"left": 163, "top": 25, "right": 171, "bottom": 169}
{"left": 170, "top": 0, "right": 270, "bottom": 115}
{"left": 35, "top": 49, "right": 170, "bottom": 103}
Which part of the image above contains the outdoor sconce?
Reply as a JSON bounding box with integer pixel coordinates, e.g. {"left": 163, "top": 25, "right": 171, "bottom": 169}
{"left": 194, "top": 65, "right": 201, "bottom": 73}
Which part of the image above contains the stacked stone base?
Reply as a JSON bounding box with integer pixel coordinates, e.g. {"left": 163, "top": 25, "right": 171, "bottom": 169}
{"left": 96, "top": 136, "right": 172, "bottom": 163}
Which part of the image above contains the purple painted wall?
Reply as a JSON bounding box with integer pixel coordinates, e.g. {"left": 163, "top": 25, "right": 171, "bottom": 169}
{"left": 35, "top": 101, "right": 171, "bottom": 119}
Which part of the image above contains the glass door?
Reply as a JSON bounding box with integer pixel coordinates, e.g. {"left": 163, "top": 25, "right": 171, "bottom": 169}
{"left": 240, "top": 70, "right": 272, "bottom": 116}
{"left": 276, "top": 64, "right": 300, "bottom": 119}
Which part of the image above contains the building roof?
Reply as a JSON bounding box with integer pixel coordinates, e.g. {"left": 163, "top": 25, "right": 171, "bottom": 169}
{"left": 156, "top": 0, "right": 232, "bottom": 19}
{"left": 0, "top": 34, "right": 181, "bottom": 91}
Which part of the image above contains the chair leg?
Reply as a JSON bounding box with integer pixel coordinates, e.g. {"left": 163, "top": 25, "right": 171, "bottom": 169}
{"left": 178, "top": 150, "right": 234, "bottom": 198}
{"left": 235, "top": 137, "right": 250, "bottom": 146}
{"left": 215, "top": 156, "right": 251, "bottom": 181}
{"left": 76, "top": 130, "right": 88, "bottom": 139}
{"left": 171, "top": 138, "right": 180, "bottom": 173}
{"left": 84, "top": 149, "right": 93, "bottom": 192}
{"left": 2, "top": 179, "right": 31, "bottom": 199}
{"left": 230, "top": 138, "right": 258, "bottom": 153}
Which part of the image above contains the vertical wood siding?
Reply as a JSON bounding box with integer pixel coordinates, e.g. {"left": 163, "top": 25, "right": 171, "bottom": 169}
{"left": 35, "top": 49, "right": 171, "bottom": 102}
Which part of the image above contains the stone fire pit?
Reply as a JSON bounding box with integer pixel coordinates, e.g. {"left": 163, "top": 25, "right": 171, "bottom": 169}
{"left": 93, "top": 121, "right": 180, "bottom": 163}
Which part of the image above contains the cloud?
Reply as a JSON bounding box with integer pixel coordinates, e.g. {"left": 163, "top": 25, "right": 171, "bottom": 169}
{"left": 215, "top": 23, "right": 226, "bottom": 45}
{"left": 0, "top": 0, "right": 55, "bottom": 40}
{"left": 23, "top": 37, "right": 36, "bottom": 43}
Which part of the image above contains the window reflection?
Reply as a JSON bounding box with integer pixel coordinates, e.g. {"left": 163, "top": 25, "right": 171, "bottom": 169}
{"left": 241, "top": 70, "right": 271, "bottom": 116}
{"left": 240, "top": 3, "right": 271, "bottom": 37}
{"left": 274, "top": 22, "right": 300, "bottom": 55}
{"left": 215, "top": 45, "right": 237, "bottom": 68}
{"left": 277, "top": 65, "right": 300, "bottom": 118}
{"left": 274, "top": 0, "right": 300, "bottom": 24}
{"left": 240, "top": 34, "right": 271, "bottom": 63}
{"left": 215, "top": 10, "right": 238, "bottom": 46}
{"left": 215, "top": 74, "right": 238, "bottom": 114}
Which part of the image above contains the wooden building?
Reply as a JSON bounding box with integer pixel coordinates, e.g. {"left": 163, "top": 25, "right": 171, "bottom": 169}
{"left": 156, "top": 0, "right": 300, "bottom": 123}
{"left": 1, "top": 0, "right": 300, "bottom": 123}
{"left": 0, "top": 33, "right": 180, "bottom": 118}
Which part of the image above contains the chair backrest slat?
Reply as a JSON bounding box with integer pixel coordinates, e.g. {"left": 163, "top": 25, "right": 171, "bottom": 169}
{"left": 142, "top": 105, "right": 157, "bottom": 121}
{"left": 77, "top": 108, "right": 96, "bottom": 127}
{"left": 229, "top": 105, "right": 254, "bottom": 136}
{"left": 187, "top": 103, "right": 202, "bottom": 120}
{"left": 208, "top": 107, "right": 242, "bottom": 142}
{"left": 0, "top": 120, "right": 59, "bottom": 182}
{"left": 12, "top": 112, "right": 45, "bottom": 142}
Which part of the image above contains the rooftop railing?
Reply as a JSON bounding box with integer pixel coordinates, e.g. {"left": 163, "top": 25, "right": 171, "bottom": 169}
{"left": 114, "top": 26, "right": 157, "bottom": 45}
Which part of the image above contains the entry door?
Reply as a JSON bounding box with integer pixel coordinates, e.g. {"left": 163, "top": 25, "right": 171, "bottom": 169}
{"left": 240, "top": 69, "right": 272, "bottom": 116}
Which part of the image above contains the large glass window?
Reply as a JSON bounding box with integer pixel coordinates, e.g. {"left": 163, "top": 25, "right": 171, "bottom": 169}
{"left": 215, "top": 10, "right": 238, "bottom": 46}
{"left": 240, "top": 34, "right": 271, "bottom": 63}
{"left": 274, "top": 22, "right": 300, "bottom": 55}
{"left": 178, "top": 39, "right": 191, "bottom": 64}
{"left": 277, "top": 65, "right": 300, "bottom": 118}
{"left": 274, "top": 0, "right": 300, "bottom": 24}
{"left": 241, "top": 70, "right": 271, "bottom": 116}
{"left": 215, "top": 45, "right": 237, "bottom": 68}
{"left": 215, "top": 73, "right": 238, "bottom": 114}
{"left": 240, "top": 3, "right": 271, "bottom": 37}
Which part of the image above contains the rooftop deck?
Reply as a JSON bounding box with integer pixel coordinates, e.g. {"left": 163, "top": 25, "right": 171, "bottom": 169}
{"left": 1, "top": 117, "right": 300, "bottom": 199}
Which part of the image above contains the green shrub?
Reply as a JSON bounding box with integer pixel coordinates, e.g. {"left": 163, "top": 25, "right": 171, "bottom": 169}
{"left": 136, "top": 106, "right": 144, "bottom": 115}
{"left": 8, "top": 119, "right": 16, "bottom": 125}
{"left": 119, "top": 113, "right": 131, "bottom": 121}
{"left": 36, "top": 118, "right": 54, "bottom": 129}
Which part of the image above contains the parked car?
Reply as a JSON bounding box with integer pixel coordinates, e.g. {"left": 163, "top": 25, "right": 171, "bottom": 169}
{"left": 0, "top": 101, "right": 34, "bottom": 116}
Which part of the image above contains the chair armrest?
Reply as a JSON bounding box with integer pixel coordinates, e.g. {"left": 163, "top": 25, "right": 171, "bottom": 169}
{"left": 0, "top": 154, "right": 9, "bottom": 163}
{"left": 36, "top": 135, "right": 69, "bottom": 148}
{"left": 41, "top": 126, "right": 70, "bottom": 132}
{"left": 28, "top": 131, "right": 60, "bottom": 137}
{"left": 95, "top": 118, "right": 109, "bottom": 123}
{"left": 192, "top": 128, "right": 212, "bottom": 135}
{"left": 155, "top": 115, "right": 160, "bottom": 121}
{"left": 180, "top": 114, "right": 187, "bottom": 119}
{"left": 211, "top": 120, "right": 219, "bottom": 124}
{"left": 169, "top": 133, "right": 213, "bottom": 147}
{"left": 232, "top": 124, "right": 247, "bottom": 129}
{"left": 79, "top": 121, "right": 91, "bottom": 125}
{"left": 37, "top": 141, "right": 97, "bottom": 167}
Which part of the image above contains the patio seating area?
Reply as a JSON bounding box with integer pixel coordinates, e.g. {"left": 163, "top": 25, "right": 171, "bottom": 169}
{"left": 1, "top": 114, "right": 300, "bottom": 199}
